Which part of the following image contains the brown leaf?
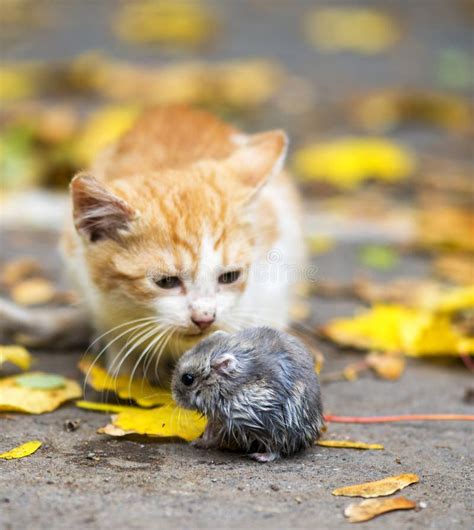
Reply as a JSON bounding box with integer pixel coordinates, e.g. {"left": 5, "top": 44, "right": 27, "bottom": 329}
{"left": 1, "top": 258, "right": 42, "bottom": 287}
{"left": 366, "top": 352, "right": 405, "bottom": 380}
{"left": 434, "top": 253, "right": 474, "bottom": 285}
{"left": 10, "top": 278, "right": 56, "bottom": 306}
{"left": 344, "top": 497, "right": 416, "bottom": 523}
{"left": 332, "top": 473, "right": 419, "bottom": 498}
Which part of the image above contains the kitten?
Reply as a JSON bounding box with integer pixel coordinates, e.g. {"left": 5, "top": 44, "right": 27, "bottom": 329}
{"left": 59, "top": 106, "right": 304, "bottom": 382}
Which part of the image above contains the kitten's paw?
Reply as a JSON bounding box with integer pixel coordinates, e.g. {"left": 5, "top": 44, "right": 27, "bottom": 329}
{"left": 248, "top": 452, "right": 279, "bottom": 463}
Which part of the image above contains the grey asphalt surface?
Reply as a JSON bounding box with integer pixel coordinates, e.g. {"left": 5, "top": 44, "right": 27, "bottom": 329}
{"left": 1, "top": 1, "right": 473, "bottom": 529}
{"left": 1, "top": 228, "right": 473, "bottom": 530}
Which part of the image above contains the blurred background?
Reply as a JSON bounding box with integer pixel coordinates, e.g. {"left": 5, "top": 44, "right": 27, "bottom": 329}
{"left": 0, "top": 0, "right": 472, "bottom": 305}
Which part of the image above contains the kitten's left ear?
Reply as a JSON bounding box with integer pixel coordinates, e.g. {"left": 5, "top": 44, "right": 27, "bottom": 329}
{"left": 212, "top": 352, "right": 237, "bottom": 375}
{"left": 227, "top": 130, "right": 288, "bottom": 198}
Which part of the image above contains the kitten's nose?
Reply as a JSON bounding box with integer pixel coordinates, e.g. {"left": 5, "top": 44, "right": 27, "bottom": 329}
{"left": 191, "top": 314, "right": 215, "bottom": 330}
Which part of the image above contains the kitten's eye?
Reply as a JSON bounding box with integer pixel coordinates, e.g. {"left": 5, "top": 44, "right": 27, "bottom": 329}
{"left": 181, "top": 373, "right": 194, "bottom": 386}
{"left": 218, "top": 270, "right": 241, "bottom": 284}
{"left": 156, "top": 276, "right": 181, "bottom": 289}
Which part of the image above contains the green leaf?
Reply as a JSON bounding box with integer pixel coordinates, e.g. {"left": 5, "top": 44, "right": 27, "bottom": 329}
{"left": 15, "top": 373, "right": 67, "bottom": 390}
{"left": 358, "top": 245, "right": 398, "bottom": 270}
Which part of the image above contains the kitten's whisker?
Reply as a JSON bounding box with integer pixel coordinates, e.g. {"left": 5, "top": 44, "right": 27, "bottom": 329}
{"left": 103, "top": 323, "right": 159, "bottom": 404}
{"left": 153, "top": 328, "right": 175, "bottom": 385}
{"left": 110, "top": 324, "right": 164, "bottom": 402}
{"left": 128, "top": 326, "right": 171, "bottom": 397}
{"left": 83, "top": 320, "right": 156, "bottom": 398}
{"left": 85, "top": 317, "right": 157, "bottom": 354}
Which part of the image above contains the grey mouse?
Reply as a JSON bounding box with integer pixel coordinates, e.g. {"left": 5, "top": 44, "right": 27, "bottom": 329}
{"left": 172, "top": 327, "right": 324, "bottom": 462}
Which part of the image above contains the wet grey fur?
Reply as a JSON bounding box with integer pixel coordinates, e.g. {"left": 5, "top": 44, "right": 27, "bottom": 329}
{"left": 172, "top": 327, "right": 324, "bottom": 462}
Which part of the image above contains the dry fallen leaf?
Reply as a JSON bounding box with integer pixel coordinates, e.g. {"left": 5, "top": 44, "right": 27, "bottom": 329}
{"left": 79, "top": 357, "right": 172, "bottom": 407}
{"left": 366, "top": 352, "right": 405, "bottom": 380}
{"left": 101, "top": 404, "right": 207, "bottom": 442}
{"left": 323, "top": 304, "right": 473, "bottom": 357}
{"left": 305, "top": 7, "right": 400, "bottom": 54}
{"left": 317, "top": 440, "right": 384, "bottom": 450}
{"left": 344, "top": 497, "right": 416, "bottom": 523}
{"left": 0, "top": 345, "right": 32, "bottom": 371}
{"left": 0, "top": 372, "right": 81, "bottom": 414}
{"left": 417, "top": 207, "right": 474, "bottom": 252}
{"left": 0, "top": 258, "right": 42, "bottom": 287}
{"left": 10, "top": 277, "right": 56, "bottom": 306}
{"left": 293, "top": 138, "right": 414, "bottom": 189}
{"left": 71, "top": 54, "right": 282, "bottom": 108}
{"left": 114, "top": 0, "right": 216, "bottom": 46}
{"left": 332, "top": 473, "right": 419, "bottom": 498}
{"left": 434, "top": 254, "right": 473, "bottom": 285}
{"left": 352, "top": 90, "right": 472, "bottom": 133}
{"left": 0, "top": 440, "right": 42, "bottom": 460}
{"left": 289, "top": 301, "right": 312, "bottom": 321}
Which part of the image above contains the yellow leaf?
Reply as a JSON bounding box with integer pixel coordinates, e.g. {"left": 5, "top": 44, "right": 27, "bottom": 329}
{"left": 293, "top": 138, "right": 414, "bottom": 189}
{"left": 324, "top": 304, "right": 473, "bottom": 356}
{"left": 104, "top": 404, "right": 207, "bottom": 442}
{"left": 433, "top": 286, "right": 474, "bottom": 313}
{"left": 305, "top": 8, "right": 400, "bottom": 54}
{"left": 114, "top": 0, "right": 216, "bottom": 46}
{"left": 73, "top": 106, "right": 141, "bottom": 165}
{"left": 344, "top": 497, "right": 416, "bottom": 523}
{"left": 0, "top": 440, "right": 42, "bottom": 460}
{"left": 307, "top": 235, "right": 335, "bottom": 255}
{"left": 366, "top": 352, "right": 405, "bottom": 380}
{"left": 75, "top": 400, "right": 139, "bottom": 414}
{"left": 79, "top": 357, "right": 172, "bottom": 407}
{"left": 332, "top": 473, "right": 419, "bottom": 498}
{"left": 0, "top": 372, "right": 81, "bottom": 414}
{"left": 0, "top": 65, "right": 38, "bottom": 101}
{"left": 0, "top": 345, "right": 32, "bottom": 371}
{"left": 317, "top": 440, "right": 384, "bottom": 450}
{"left": 10, "top": 278, "right": 56, "bottom": 306}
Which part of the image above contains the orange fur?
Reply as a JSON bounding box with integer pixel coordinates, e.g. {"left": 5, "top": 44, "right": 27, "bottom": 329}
{"left": 62, "top": 105, "right": 303, "bottom": 379}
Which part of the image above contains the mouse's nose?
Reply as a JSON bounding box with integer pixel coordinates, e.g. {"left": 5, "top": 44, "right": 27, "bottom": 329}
{"left": 191, "top": 315, "right": 215, "bottom": 330}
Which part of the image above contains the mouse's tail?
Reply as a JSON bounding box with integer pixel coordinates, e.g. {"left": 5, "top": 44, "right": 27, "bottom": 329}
{"left": 0, "top": 297, "right": 92, "bottom": 349}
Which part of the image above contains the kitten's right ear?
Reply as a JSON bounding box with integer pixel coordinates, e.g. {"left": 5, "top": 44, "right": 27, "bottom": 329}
{"left": 70, "top": 173, "right": 137, "bottom": 243}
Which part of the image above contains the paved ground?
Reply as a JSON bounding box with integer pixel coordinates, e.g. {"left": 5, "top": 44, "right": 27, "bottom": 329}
{"left": 1, "top": 1, "right": 473, "bottom": 529}
{"left": 1, "top": 229, "right": 473, "bottom": 530}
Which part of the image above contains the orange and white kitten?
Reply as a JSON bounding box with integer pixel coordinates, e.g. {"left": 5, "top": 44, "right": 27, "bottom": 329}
{"left": 62, "top": 106, "right": 304, "bottom": 382}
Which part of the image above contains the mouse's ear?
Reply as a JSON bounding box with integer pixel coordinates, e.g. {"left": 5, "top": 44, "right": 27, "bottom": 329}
{"left": 212, "top": 352, "right": 237, "bottom": 375}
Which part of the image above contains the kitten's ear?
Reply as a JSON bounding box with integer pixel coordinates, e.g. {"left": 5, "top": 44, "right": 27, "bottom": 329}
{"left": 70, "top": 173, "right": 137, "bottom": 242}
{"left": 227, "top": 130, "right": 288, "bottom": 199}
{"left": 212, "top": 352, "right": 237, "bottom": 375}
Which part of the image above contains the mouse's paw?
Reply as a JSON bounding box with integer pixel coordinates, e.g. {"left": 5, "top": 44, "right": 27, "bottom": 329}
{"left": 248, "top": 452, "right": 279, "bottom": 463}
{"left": 190, "top": 437, "right": 219, "bottom": 450}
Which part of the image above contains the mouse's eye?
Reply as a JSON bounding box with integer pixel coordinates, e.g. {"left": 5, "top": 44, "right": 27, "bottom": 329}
{"left": 156, "top": 276, "right": 181, "bottom": 289}
{"left": 218, "top": 270, "right": 241, "bottom": 284}
{"left": 181, "top": 373, "right": 195, "bottom": 386}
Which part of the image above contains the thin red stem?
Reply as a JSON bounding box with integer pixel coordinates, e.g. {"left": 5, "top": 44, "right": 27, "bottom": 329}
{"left": 324, "top": 414, "right": 474, "bottom": 423}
